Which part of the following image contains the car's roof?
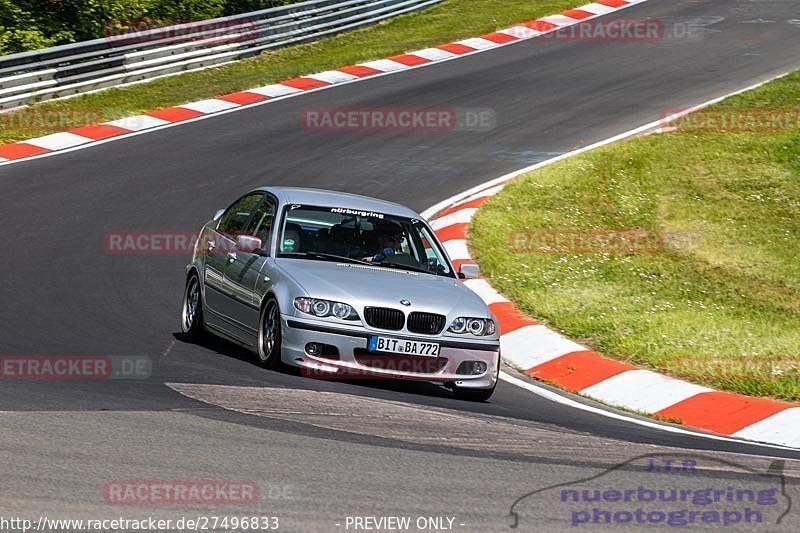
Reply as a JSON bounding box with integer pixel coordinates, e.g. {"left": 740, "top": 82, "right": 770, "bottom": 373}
{"left": 257, "top": 187, "right": 421, "bottom": 219}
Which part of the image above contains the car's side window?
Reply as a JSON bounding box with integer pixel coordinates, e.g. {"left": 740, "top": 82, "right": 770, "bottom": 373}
{"left": 248, "top": 197, "right": 277, "bottom": 252}
{"left": 217, "top": 194, "right": 263, "bottom": 237}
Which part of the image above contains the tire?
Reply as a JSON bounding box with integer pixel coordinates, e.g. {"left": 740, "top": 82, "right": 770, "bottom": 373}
{"left": 180, "top": 272, "right": 205, "bottom": 340}
{"left": 452, "top": 383, "right": 496, "bottom": 402}
{"left": 257, "top": 296, "right": 282, "bottom": 369}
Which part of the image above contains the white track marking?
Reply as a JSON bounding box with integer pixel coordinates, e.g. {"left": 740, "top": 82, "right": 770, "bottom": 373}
{"left": 24, "top": 132, "right": 92, "bottom": 150}
{"left": 429, "top": 208, "right": 477, "bottom": 230}
{"left": 501, "top": 325, "right": 584, "bottom": 370}
{"left": 179, "top": 99, "right": 240, "bottom": 114}
{"left": 462, "top": 278, "right": 509, "bottom": 305}
{"left": 104, "top": 115, "right": 170, "bottom": 131}
{"left": 499, "top": 372, "right": 795, "bottom": 451}
{"left": 733, "top": 409, "right": 800, "bottom": 448}
{"left": 580, "top": 369, "right": 713, "bottom": 414}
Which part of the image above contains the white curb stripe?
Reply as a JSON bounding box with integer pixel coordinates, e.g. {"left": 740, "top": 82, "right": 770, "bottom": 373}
{"left": 24, "top": 132, "right": 92, "bottom": 150}
{"left": 248, "top": 84, "right": 303, "bottom": 97}
{"left": 412, "top": 47, "right": 458, "bottom": 61}
{"left": 501, "top": 325, "right": 584, "bottom": 370}
{"left": 539, "top": 14, "right": 583, "bottom": 26}
{"left": 454, "top": 37, "right": 497, "bottom": 50}
{"left": 442, "top": 239, "right": 470, "bottom": 260}
{"left": 580, "top": 3, "right": 618, "bottom": 15}
{"left": 580, "top": 370, "right": 713, "bottom": 414}
{"left": 179, "top": 99, "right": 240, "bottom": 114}
{"left": 733, "top": 408, "right": 800, "bottom": 448}
{"left": 429, "top": 208, "right": 477, "bottom": 230}
{"left": 306, "top": 70, "right": 360, "bottom": 84}
{"left": 463, "top": 278, "right": 509, "bottom": 305}
{"left": 104, "top": 115, "right": 169, "bottom": 131}
{"left": 359, "top": 59, "right": 409, "bottom": 73}
{"left": 450, "top": 184, "right": 504, "bottom": 208}
{"left": 501, "top": 26, "right": 542, "bottom": 39}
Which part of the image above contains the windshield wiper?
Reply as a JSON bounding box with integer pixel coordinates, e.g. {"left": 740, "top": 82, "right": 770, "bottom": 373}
{"left": 282, "top": 252, "right": 371, "bottom": 265}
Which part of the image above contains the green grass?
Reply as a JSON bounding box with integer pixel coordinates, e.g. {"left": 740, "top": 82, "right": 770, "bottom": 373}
{"left": 470, "top": 70, "right": 800, "bottom": 402}
{"left": 0, "top": 0, "right": 583, "bottom": 145}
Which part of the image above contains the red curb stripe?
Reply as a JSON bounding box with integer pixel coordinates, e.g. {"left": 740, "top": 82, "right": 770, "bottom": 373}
{"left": 338, "top": 65, "right": 383, "bottom": 78}
{"left": 655, "top": 391, "right": 791, "bottom": 435}
{"left": 489, "top": 302, "right": 538, "bottom": 334}
{"left": 481, "top": 32, "right": 519, "bottom": 44}
{"left": 597, "top": 0, "right": 630, "bottom": 7}
{"left": 437, "top": 43, "right": 476, "bottom": 55}
{"left": 147, "top": 107, "right": 204, "bottom": 122}
{"left": 525, "top": 350, "right": 635, "bottom": 392}
{"left": 561, "top": 9, "right": 594, "bottom": 20}
{"left": 436, "top": 196, "right": 490, "bottom": 218}
{"left": 281, "top": 77, "right": 331, "bottom": 90}
{"left": 434, "top": 223, "right": 469, "bottom": 242}
{"left": 68, "top": 124, "right": 131, "bottom": 141}
{"left": 389, "top": 53, "right": 432, "bottom": 66}
{"left": 523, "top": 20, "right": 559, "bottom": 32}
{"left": 0, "top": 143, "right": 50, "bottom": 160}
{"left": 217, "top": 91, "right": 269, "bottom": 105}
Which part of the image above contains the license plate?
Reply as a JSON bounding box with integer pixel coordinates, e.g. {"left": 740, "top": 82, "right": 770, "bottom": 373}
{"left": 369, "top": 336, "right": 440, "bottom": 357}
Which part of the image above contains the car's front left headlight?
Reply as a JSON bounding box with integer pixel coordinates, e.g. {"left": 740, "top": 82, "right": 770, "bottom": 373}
{"left": 294, "top": 297, "right": 359, "bottom": 320}
{"left": 448, "top": 317, "right": 496, "bottom": 336}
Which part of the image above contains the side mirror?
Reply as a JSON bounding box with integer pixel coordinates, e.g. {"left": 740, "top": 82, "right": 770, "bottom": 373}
{"left": 236, "top": 235, "right": 262, "bottom": 254}
{"left": 213, "top": 208, "right": 225, "bottom": 221}
{"left": 458, "top": 263, "right": 480, "bottom": 279}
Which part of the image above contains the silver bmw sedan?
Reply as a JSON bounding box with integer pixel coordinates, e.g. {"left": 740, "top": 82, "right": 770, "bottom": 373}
{"left": 180, "top": 187, "right": 500, "bottom": 401}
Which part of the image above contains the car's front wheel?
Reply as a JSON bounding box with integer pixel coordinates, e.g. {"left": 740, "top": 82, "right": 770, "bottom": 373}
{"left": 180, "top": 272, "right": 204, "bottom": 340}
{"left": 257, "top": 297, "right": 282, "bottom": 368}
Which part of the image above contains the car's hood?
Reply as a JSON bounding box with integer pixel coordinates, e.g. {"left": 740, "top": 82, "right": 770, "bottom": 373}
{"left": 274, "top": 258, "right": 489, "bottom": 317}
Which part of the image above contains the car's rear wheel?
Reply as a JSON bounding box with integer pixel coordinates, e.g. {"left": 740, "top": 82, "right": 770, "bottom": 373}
{"left": 180, "top": 273, "right": 204, "bottom": 340}
{"left": 452, "top": 383, "right": 496, "bottom": 402}
{"left": 257, "top": 297, "right": 282, "bottom": 368}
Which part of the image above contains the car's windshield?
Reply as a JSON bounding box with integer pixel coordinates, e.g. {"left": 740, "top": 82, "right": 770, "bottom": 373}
{"left": 278, "top": 204, "right": 454, "bottom": 277}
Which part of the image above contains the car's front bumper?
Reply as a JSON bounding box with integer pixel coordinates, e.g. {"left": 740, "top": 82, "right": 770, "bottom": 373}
{"left": 281, "top": 315, "right": 500, "bottom": 389}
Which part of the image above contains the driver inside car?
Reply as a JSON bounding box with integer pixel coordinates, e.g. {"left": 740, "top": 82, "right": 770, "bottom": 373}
{"left": 363, "top": 221, "right": 404, "bottom": 263}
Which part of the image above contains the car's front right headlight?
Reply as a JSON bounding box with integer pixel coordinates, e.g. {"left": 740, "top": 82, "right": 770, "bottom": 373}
{"left": 448, "top": 317, "right": 496, "bottom": 336}
{"left": 294, "top": 297, "right": 359, "bottom": 320}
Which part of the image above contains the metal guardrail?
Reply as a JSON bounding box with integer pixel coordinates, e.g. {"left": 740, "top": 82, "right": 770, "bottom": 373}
{"left": 0, "top": 0, "right": 442, "bottom": 111}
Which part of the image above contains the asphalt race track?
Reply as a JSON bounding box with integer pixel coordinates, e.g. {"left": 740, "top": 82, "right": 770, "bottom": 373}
{"left": 2, "top": 0, "right": 800, "bottom": 530}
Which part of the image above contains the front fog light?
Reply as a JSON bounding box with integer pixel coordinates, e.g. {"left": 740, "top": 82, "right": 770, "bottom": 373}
{"left": 457, "top": 361, "right": 488, "bottom": 375}
{"left": 472, "top": 361, "right": 488, "bottom": 374}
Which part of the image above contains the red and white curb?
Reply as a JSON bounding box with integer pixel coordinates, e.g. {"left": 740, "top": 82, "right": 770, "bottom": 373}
{"left": 426, "top": 150, "right": 800, "bottom": 452}
{"left": 0, "top": 0, "right": 650, "bottom": 166}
